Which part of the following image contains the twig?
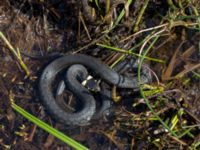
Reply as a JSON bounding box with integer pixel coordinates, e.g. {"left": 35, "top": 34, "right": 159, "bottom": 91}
{"left": 167, "top": 134, "right": 187, "bottom": 146}
{"left": 73, "top": 34, "right": 106, "bottom": 53}
{"left": 79, "top": 12, "right": 92, "bottom": 40}
{"left": 121, "top": 23, "right": 168, "bottom": 43}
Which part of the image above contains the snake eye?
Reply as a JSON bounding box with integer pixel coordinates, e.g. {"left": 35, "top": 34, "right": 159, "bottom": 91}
{"left": 83, "top": 76, "right": 101, "bottom": 92}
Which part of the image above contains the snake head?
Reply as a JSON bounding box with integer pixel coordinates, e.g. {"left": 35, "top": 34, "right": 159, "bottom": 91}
{"left": 83, "top": 75, "right": 101, "bottom": 92}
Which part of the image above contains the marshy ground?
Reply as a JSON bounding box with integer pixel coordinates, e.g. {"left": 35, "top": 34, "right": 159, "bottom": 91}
{"left": 0, "top": 0, "right": 200, "bottom": 149}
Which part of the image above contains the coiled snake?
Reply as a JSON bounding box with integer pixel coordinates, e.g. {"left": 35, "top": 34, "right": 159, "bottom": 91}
{"left": 39, "top": 54, "right": 152, "bottom": 125}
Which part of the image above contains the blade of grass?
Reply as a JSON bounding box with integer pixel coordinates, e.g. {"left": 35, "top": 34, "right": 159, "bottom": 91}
{"left": 137, "top": 35, "right": 178, "bottom": 137}
{"left": 0, "top": 31, "right": 30, "bottom": 76}
{"left": 112, "top": 0, "right": 132, "bottom": 29}
{"left": 192, "top": 141, "right": 200, "bottom": 149}
{"left": 93, "top": 0, "right": 100, "bottom": 10}
{"left": 96, "top": 43, "right": 165, "bottom": 63}
{"left": 110, "top": 28, "right": 167, "bottom": 68}
{"left": 11, "top": 103, "right": 89, "bottom": 150}
{"left": 170, "top": 109, "right": 184, "bottom": 130}
{"left": 133, "top": 0, "right": 149, "bottom": 32}
{"left": 178, "top": 127, "right": 194, "bottom": 139}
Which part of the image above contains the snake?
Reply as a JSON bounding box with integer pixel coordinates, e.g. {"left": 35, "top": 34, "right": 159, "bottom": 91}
{"left": 39, "top": 54, "right": 152, "bottom": 125}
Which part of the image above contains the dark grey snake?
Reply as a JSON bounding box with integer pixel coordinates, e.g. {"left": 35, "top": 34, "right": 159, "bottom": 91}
{"left": 39, "top": 54, "right": 152, "bottom": 125}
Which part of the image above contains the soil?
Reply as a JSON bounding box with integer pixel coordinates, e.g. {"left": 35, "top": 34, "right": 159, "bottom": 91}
{"left": 0, "top": 0, "right": 200, "bottom": 150}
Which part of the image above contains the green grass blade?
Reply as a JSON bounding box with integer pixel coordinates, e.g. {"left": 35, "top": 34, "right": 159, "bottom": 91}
{"left": 12, "top": 103, "right": 89, "bottom": 150}
{"left": 137, "top": 36, "right": 178, "bottom": 137}
{"left": 0, "top": 31, "right": 30, "bottom": 76}
{"left": 112, "top": 0, "right": 133, "bottom": 28}
{"left": 96, "top": 43, "right": 165, "bottom": 63}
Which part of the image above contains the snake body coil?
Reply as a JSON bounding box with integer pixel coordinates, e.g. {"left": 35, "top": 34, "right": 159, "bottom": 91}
{"left": 39, "top": 54, "right": 151, "bottom": 125}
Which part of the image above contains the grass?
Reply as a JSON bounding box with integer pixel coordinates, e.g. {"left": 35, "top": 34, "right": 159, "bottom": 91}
{"left": 11, "top": 103, "right": 89, "bottom": 150}
{"left": 0, "top": 30, "right": 89, "bottom": 150}
{"left": 96, "top": 43, "right": 165, "bottom": 63}
{"left": 137, "top": 35, "right": 178, "bottom": 137}
{"left": 1, "top": 0, "right": 200, "bottom": 149}
{"left": 0, "top": 31, "right": 30, "bottom": 77}
{"left": 112, "top": 0, "right": 133, "bottom": 29}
